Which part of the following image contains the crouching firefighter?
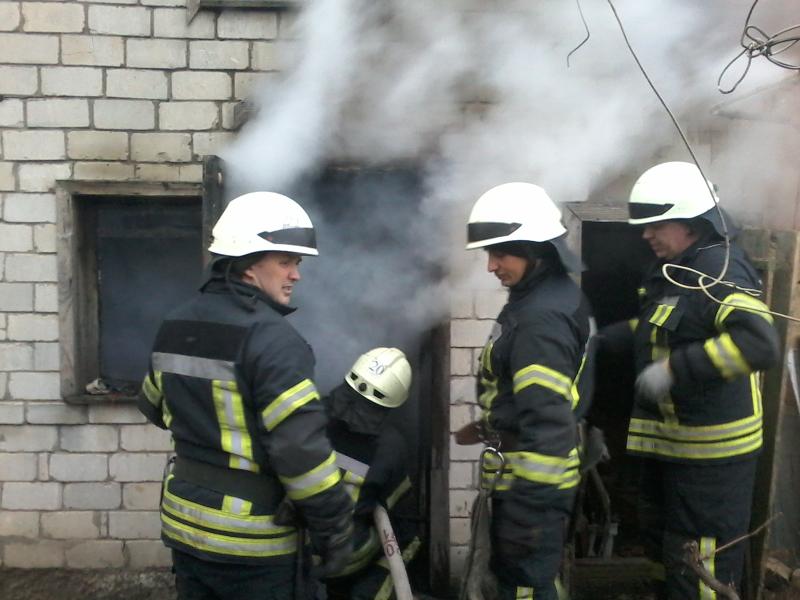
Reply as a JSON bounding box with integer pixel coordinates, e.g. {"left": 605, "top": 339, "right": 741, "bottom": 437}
{"left": 137, "top": 192, "right": 354, "bottom": 600}
{"left": 603, "top": 162, "right": 779, "bottom": 599}
{"left": 463, "top": 182, "right": 596, "bottom": 600}
{"left": 322, "top": 347, "right": 421, "bottom": 600}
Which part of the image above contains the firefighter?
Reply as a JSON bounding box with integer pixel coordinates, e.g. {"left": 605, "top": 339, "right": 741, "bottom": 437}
{"left": 602, "top": 161, "right": 780, "bottom": 598}
{"left": 137, "top": 191, "right": 354, "bottom": 600}
{"left": 465, "top": 182, "right": 596, "bottom": 600}
{"left": 322, "top": 347, "right": 421, "bottom": 600}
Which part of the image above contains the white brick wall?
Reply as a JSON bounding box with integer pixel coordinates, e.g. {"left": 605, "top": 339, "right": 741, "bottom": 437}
{"left": 42, "top": 67, "right": 104, "bottom": 97}
{"left": 22, "top": 3, "right": 86, "bottom": 34}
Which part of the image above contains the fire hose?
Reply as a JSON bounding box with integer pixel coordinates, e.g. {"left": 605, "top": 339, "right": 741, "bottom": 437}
{"left": 373, "top": 505, "right": 414, "bottom": 600}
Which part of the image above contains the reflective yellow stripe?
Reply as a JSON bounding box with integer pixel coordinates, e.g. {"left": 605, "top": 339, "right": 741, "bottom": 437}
{"left": 332, "top": 528, "right": 381, "bottom": 576}
{"left": 704, "top": 333, "right": 751, "bottom": 379}
{"left": 479, "top": 375, "right": 499, "bottom": 410}
{"left": 385, "top": 476, "right": 411, "bottom": 509}
{"left": 627, "top": 428, "right": 762, "bottom": 460}
{"left": 570, "top": 351, "right": 588, "bottom": 410}
{"left": 507, "top": 448, "right": 580, "bottom": 489}
{"left": 212, "top": 379, "right": 258, "bottom": 472}
{"left": 480, "top": 340, "right": 495, "bottom": 376}
{"left": 481, "top": 453, "right": 514, "bottom": 492}
{"left": 715, "top": 293, "right": 773, "bottom": 328}
{"left": 513, "top": 364, "right": 572, "bottom": 400}
{"left": 516, "top": 587, "right": 534, "bottom": 599}
{"left": 142, "top": 371, "right": 163, "bottom": 407}
{"left": 261, "top": 379, "right": 319, "bottom": 432}
{"left": 629, "top": 318, "right": 639, "bottom": 332}
{"left": 222, "top": 495, "right": 252, "bottom": 516}
{"left": 629, "top": 410, "right": 761, "bottom": 442}
{"left": 279, "top": 452, "right": 341, "bottom": 501}
{"left": 375, "top": 536, "right": 422, "bottom": 599}
{"left": 637, "top": 287, "right": 646, "bottom": 298}
{"left": 751, "top": 372, "right": 762, "bottom": 415}
{"left": 162, "top": 513, "right": 296, "bottom": 558}
{"left": 699, "top": 537, "right": 717, "bottom": 599}
{"left": 649, "top": 304, "right": 675, "bottom": 327}
{"left": 335, "top": 453, "right": 369, "bottom": 503}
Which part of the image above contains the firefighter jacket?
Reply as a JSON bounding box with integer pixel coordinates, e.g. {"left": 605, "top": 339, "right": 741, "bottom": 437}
{"left": 323, "top": 387, "right": 420, "bottom": 581}
{"left": 138, "top": 274, "right": 353, "bottom": 565}
{"left": 606, "top": 234, "right": 779, "bottom": 465}
{"left": 477, "top": 263, "right": 596, "bottom": 524}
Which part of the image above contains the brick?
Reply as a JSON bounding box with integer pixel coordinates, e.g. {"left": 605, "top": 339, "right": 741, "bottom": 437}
{"left": 450, "top": 517, "right": 470, "bottom": 545}
{"left": 449, "top": 546, "right": 468, "bottom": 584}
{"left": 0, "top": 400, "right": 24, "bottom": 424}
{"left": 449, "top": 489, "right": 478, "bottom": 518}
{"left": 50, "top": 453, "right": 108, "bottom": 482}
{"left": 110, "top": 453, "right": 169, "bottom": 482}
{"left": 126, "top": 38, "right": 186, "bottom": 69}
{"left": 142, "top": 0, "right": 183, "bottom": 5}
{"left": 27, "top": 99, "right": 90, "bottom": 128}
{"left": 4, "top": 193, "right": 56, "bottom": 222}
{"left": 62, "top": 34, "right": 124, "bottom": 67}
{"left": 7, "top": 314, "right": 58, "bottom": 341}
{"left": 73, "top": 162, "right": 134, "bottom": 181}
{"left": 61, "top": 425, "right": 118, "bottom": 452}
{"left": 9, "top": 372, "right": 60, "bottom": 400}
{"left": 218, "top": 10, "right": 277, "bottom": 39}
{"left": 18, "top": 163, "right": 72, "bottom": 192}
{"left": 0, "top": 452, "right": 37, "bottom": 481}
{"left": 4, "top": 541, "right": 65, "bottom": 567}
{"left": 131, "top": 133, "right": 191, "bottom": 162}
{"left": 42, "top": 511, "right": 101, "bottom": 540}
{"left": 235, "top": 72, "right": 277, "bottom": 101}
{"left": 94, "top": 99, "right": 155, "bottom": 130}
{"left": 278, "top": 10, "right": 299, "bottom": 39}
{"left": 450, "top": 348, "right": 473, "bottom": 376}
{"left": 192, "top": 132, "right": 234, "bottom": 158}
{"left": 89, "top": 404, "right": 147, "bottom": 424}
{"left": 135, "top": 164, "right": 202, "bottom": 183}
{"left": 88, "top": 5, "right": 150, "bottom": 36}
{"left": 448, "top": 461, "right": 474, "bottom": 490}
{"left": 108, "top": 510, "right": 161, "bottom": 539}
{"left": 2, "top": 131, "right": 65, "bottom": 161}
{"left": 0, "top": 342, "right": 34, "bottom": 370}
{"left": 0, "top": 98, "right": 24, "bottom": 127}
{"left": 189, "top": 41, "right": 249, "bottom": 70}
{"left": 27, "top": 402, "right": 85, "bottom": 425}
{"left": 122, "top": 482, "right": 161, "bottom": 510}
{"left": 449, "top": 376, "right": 476, "bottom": 405}
{"left": 252, "top": 42, "right": 282, "bottom": 71}
{"left": 5, "top": 255, "right": 57, "bottom": 283}
{"left": 173, "top": 71, "right": 231, "bottom": 100}
{"left": 106, "top": 69, "right": 168, "bottom": 100}
{"left": 41, "top": 67, "right": 103, "bottom": 97}
{"left": 450, "top": 319, "right": 493, "bottom": 347}
{"left": 126, "top": 540, "right": 171, "bottom": 568}
{"left": 221, "top": 102, "right": 237, "bottom": 130}
{"left": 67, "top": 131, "right": 129, "bottom": 161}
{"left": 450, "top": 295, "right": 474, "bottom": 318}
{"left": 33, "top": 342, "right": 59, "bottom": 370}
{"left": 154, "top": 8, "right": 214, "bottom": 39}
{"left": 0, "top": 224, "right": 32, "bottom": 251}
{"left": 159, "top": 102, "right": 218, "bottom": 131}
{"left": 2, "top": 482, "right": 61, "bottom": 509}
{"left": 34, "top": 281, "right": 57, "bottom": 310}
{"left": 0, "top": 66, "right": 37, "bottom": 95}
{"left": 475, "top": 290, "right": 507, "bottom": 318}
{"left": 0, "top": 2, "right": 21, "bottom": 31}
{"left": 23, "top": 2, "right": 85, "bottom": 33}
{"left": 0, "top": 33, "right": 58, "bottom": 64}
{"left": 0, "top": 161, "right": 15, "bottom": 190}
{"left": 64, "top": 482, "right": 121, "bottom": 509}
{"left": 0, "top": 511, "right": 39, "bottom": 537}
{"left": 66, "top": 540, "right": 124, "bottom": 568}
{"left": 450, "top": 439, "right": 482, "bottom": 463}
{"left": 449, "top": 403, "right": 474, "bottom": 433}
{"left": 0, "top": 424, "right": 58, "bottom": 452}
{"left": 120, "top": 425, "right": 172, "bottom": 452}
{"left": 81, "top": 0, "right": 138, "bottom": 3}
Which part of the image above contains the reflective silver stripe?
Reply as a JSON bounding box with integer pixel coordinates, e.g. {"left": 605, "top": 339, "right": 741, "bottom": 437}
{"left": 281, "top": 453, "right": 340, "bottom": 500}
{"left": 162, "top": 492, "right": 289, "bottom": 534}
{"left": 162, "top": 514, "right": 297, "bottom": 556}
{"left": 220, "top": 382, "right": 244, "bottom": 457}
{"left": 336, "top": 453, "right": 370, "bottom": 478}
{"left": 629, "top": 415, "right": 760, "bottom": 441}
{"left": 152, "top": 352, "right": 235, "bottom": 381}
{"left": 627, "top": 431, "right": 762, "bottom": 459}
{"left": 261, "top": 379, "right": 318, "bottom": 431}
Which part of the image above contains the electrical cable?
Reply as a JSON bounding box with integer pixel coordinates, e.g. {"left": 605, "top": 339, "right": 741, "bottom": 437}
{"left": 606, "top": 0, "right": 800, "bottom": 324}
{"left": 567, "top": 0, "right": 591, "bottom": 67}
{"left": 718, "top": 0, "right": 800, "bottom": 94}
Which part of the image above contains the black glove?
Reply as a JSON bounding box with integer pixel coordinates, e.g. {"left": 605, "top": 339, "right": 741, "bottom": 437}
{"left": 274, "top": 498, "right": 306, "bottom": 527}
{"left": 311, "top": 521, "right": 354, "bottom": 579}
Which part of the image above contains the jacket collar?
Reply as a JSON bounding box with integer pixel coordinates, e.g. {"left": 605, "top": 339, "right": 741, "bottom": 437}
{"left": 201, "top": 274, "right": 297, "bottom": 315}
{"left": 508, "top": 260, "right": 554, "bottom": 303}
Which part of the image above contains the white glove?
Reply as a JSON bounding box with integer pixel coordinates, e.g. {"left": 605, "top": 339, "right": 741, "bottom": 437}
{"left": 635, "top": 359, "right": 673, "bottom": 410}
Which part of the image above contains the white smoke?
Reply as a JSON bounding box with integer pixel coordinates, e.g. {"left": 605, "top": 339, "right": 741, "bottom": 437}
{"left": 222, "top": 0, "right": 799, "bottom": 390}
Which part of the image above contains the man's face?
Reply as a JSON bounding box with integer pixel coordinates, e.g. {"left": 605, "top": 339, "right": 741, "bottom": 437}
{"left": 641, "top": 221, "right": 698, "bottom": 260}
{"left": 486, "top": 249, "right": 530, "bottom": 287}
{"left": 243, "top": 252, "right": 302, "bottom": 305}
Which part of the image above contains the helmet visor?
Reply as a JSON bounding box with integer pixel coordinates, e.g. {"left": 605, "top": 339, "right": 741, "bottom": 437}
{"left": 467, "top": 222, "right": 522, "bottom": 244}
{"left": 258, "top": 227, "right": 317, "bottom": 250}
{"left": 628, "top": 202, "right": 674, "bottom": 220}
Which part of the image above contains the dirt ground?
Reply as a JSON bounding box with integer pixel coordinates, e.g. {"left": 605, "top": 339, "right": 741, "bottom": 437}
{"left": 0, "top": 569, "right": 176, "bottom": 600}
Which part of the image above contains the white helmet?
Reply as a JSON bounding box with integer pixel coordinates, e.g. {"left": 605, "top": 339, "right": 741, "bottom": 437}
{"left": 345, "top": 347, "right": 412, "bottom": 409}
{"left": 208, "top": 192, "right": 318, "bottom": 257}
{"left": 466, "top": 182, "right": 566, "bottom": 249}
{"left": 628, "top": 162, "right": 721, "bottom": 229}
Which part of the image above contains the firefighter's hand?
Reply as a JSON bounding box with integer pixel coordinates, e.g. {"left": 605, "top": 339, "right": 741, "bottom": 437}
{"left": 635, "top": 360, "right": 673, "bottom": 409}
{"left": 274, "top": 498, "right": 306, "bottom": 527}
{"left": 311, "top": 521, "right": 354, "bottom": 579}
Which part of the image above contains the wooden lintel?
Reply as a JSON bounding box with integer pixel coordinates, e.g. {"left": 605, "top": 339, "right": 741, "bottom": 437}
{"left": 56, "top": 180, "right": 202, "bottom": 197}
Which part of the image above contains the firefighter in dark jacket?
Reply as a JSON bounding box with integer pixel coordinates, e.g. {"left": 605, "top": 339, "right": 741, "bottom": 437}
{"left": 465, "top": 182, "right": 596, "bottom": 600}
{"left": 137, "top": 191, "right": 354, "bottom": 600}
{"left": 602, "top": 162, "right": 780, "bottom": 599}
{"left": 321, "top": 347, "right": 420, "bottom": 600}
